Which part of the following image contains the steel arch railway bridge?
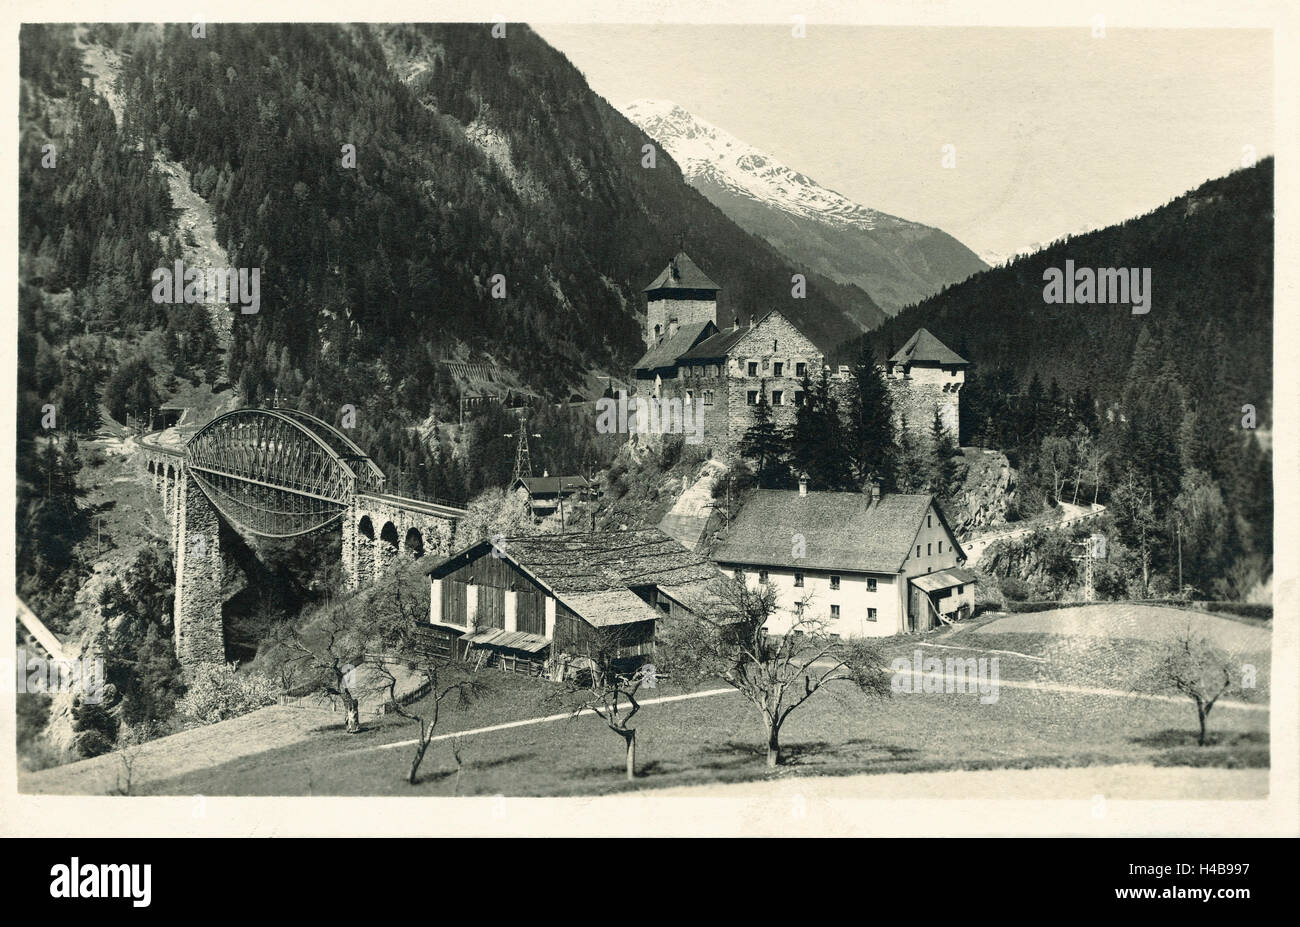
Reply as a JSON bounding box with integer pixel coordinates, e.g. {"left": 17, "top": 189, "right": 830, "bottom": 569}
{"left": 140, "top": 408, "right": 465, "bottom": 666}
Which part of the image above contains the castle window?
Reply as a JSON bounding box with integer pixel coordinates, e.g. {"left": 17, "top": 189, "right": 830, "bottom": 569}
{"left": 938, "top": 541, "right": 943, "bottom": 553}
{"left": 957, "top": 585, "right": 964, "bottom": 595}
{"left": 928, "top": 515, "right": 932, "bottom": 527}
{"left": 916, "top": 545, "right": 921, "bottom": 558}
{"left": 830, "top": 606, "right": 840, "bottom": 619}
{"left": 747, "top": 362, "right": 758, "bottom": 376}
{"left": 685, "top": 390, "right": 694, "bottom": 404}
{"left": 927, "top": 543, "right": 932, "bottom": 556}
{"left": 773, "top": 362, "right": 784, "bottom": 377}
{"left": 772, "top": 390, "right": 784, "bottom": 406}
{"left": 654, "top": 324, "right": 661, "bottom": 339}
{"left": 703, "top": 390, "right": 714, "bottom": 406}
{"left": 796, "top": 362, "right": 807, "bottom": 378}
{"left": 830, "top": 575, "right": 840, "bottom": 590}
{"left": 867, "top": 578, "right": 877, "bottom": 591}
{"left": 794, "top": 572, "right": 804, "bottom": 588}
{"left": 747, "top": 391, "right": 758, "bottom": 405}
{"left": 867, "top": 608, "right": 878, "bottom": 621}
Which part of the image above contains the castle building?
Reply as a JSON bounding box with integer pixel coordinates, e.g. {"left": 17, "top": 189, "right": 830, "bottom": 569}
{"left": 632, "top": 253, "right": 823, "bottom": 451}
{"left": 632, "top": 252, "right": 968, "bottom": 454}
{"left": 885, "top": 328, "right": 968, "bottom": 443}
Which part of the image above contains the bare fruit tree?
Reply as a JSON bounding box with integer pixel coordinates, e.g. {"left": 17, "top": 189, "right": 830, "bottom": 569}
{"left": 661, "top": 575, "right": 891, "bottom": 767}
{"left": 1134, "top": 626, "right": 1241, "bottom": 746}
{"left": 549, "top": 625, "right": 656, "bottom": 781}
{"left": 277, "top": 595, "right": 372, "bottom": 734}
{"left": 368, "top": 580, "right": 486, "bottom": 785}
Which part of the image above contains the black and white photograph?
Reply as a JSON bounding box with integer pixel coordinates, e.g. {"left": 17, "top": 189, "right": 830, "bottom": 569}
{"left": 3, "top": 0, "right": 1295, "bottom": 849}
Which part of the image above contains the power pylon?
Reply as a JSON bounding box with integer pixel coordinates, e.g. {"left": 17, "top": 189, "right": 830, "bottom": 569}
{"left": 503, "top": 421, "right": 542, "bottom": 483}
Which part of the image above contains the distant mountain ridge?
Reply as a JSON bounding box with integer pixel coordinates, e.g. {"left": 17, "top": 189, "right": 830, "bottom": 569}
{"left": 622, "top": 99, "right": 988, "bottom": 315}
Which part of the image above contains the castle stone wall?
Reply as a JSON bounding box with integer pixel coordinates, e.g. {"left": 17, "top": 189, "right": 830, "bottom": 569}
{"left": 645, "top": 297, "right": 716, "bottom": 348}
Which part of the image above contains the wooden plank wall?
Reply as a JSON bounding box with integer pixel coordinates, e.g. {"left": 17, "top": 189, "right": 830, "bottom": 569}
{"left": 517, "top": 588, "right": 546, "bottom": 635}
{"left": 477, "top": 583, "right": 505, "bottom": 630}
{"left": 442, "top": 579, "right": 468, "bottom": 626}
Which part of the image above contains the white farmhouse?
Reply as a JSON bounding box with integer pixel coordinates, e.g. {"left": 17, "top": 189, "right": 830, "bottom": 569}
{"left": 712, "top": 483, "right": 976, "bottom": 637}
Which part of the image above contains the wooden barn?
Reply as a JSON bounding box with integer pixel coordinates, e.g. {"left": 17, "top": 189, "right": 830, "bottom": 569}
{"left": 424, "top": 528, "right": 727, "bottom": 676}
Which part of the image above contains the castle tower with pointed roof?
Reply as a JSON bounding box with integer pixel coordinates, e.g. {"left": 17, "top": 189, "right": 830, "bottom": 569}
{"left": 643, "top": 252, "right": 720, "bottom": 350}
{"left": 885, "top": 327, "right": 969, "bottom": 443}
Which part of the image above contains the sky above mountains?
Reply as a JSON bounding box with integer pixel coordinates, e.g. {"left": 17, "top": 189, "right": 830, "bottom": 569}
{"left": 536, "top": 25, "right": 1273, "bottom": 263}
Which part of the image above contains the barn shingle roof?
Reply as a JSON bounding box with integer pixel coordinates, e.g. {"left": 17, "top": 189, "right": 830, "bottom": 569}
{"left": 426, "top": 529, "right": 729, "bottom": 626}
{"left": 889, "top": 328, "right": 968, "bottom": 367}
{"left": 713, "top": 490, "right": 961, "bottom": 573}
{"left": 501, "top": 528, "right": 724, "bottom": 594}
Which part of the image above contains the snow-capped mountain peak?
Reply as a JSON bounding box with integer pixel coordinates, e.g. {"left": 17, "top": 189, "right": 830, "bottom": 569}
{"left": 622, "top": 99, "right": 908, "bottom": 232}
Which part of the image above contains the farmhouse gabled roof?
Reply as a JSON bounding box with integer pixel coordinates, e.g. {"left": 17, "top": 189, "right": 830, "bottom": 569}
{"left": 712, "top": 490, "right": 964, "bottom": 573}
{"left": 643, "top": 252, "right": 720, "bottom": 293}
{"left": 889, "top": 328, "right": 968, "bottom": 367}
{"left": 633, "top": 318, "right": 715, "bottom": 371}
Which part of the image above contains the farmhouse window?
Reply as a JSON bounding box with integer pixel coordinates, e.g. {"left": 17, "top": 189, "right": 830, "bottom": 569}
{"left": 748, "top": 362, "right": 758, "bottom": 376}
{"left": 867, "top": 608, "right": 878, "bottom": 621}
{"left": 916, "top": 546, "right": 921, "bottom": 558}
{"left": 938, "top": 541, "right": 943, "bottom": 553}
{"left": 794, "top": 572, "right": 805, "bottom": 588}
{"left": 759, "top": 569, "right": 769, "bottom": 584}
{"left": 796, "top": 362, "right": 807, "bottom": 378}
{"left": 927, "top": 543, "right": 932, "bottom": 556}
{"left": 830, "top": 606, "right": 840, "bottom": 619}
{"left": 747, "top": 391, "right": 758, "bottom": 405}
{"left": 830, "top": 575, "right": 840, "bottom": 590}
{"left": 867, "top": 578, "right": 877, "bottom": 591}
{"left": 773, "top": 362, "right": 784, "bottom": 377}
{"left": 772, "top": 390, "right": 784, "bottom": 406}
{"left": 957, "top": 585, "right": 964, "bottom": 594}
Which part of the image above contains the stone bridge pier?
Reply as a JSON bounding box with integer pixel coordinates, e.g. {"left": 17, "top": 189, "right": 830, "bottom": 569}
{"left": 343, "top": 496, "right": 457, "bottom": 589}
{"left": 145, "top": 452, "right": 225, "bottom": 666}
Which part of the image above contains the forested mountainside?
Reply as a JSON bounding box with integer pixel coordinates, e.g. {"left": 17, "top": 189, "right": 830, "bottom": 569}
{"left": 45, "top": 22, "right": 875, "bottom": 409}
{"left": 852, "top": 159, "right": 1273, "bottom": 426}
{"left": 838, "top": 160, "right": 1273, "bottom": 602}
